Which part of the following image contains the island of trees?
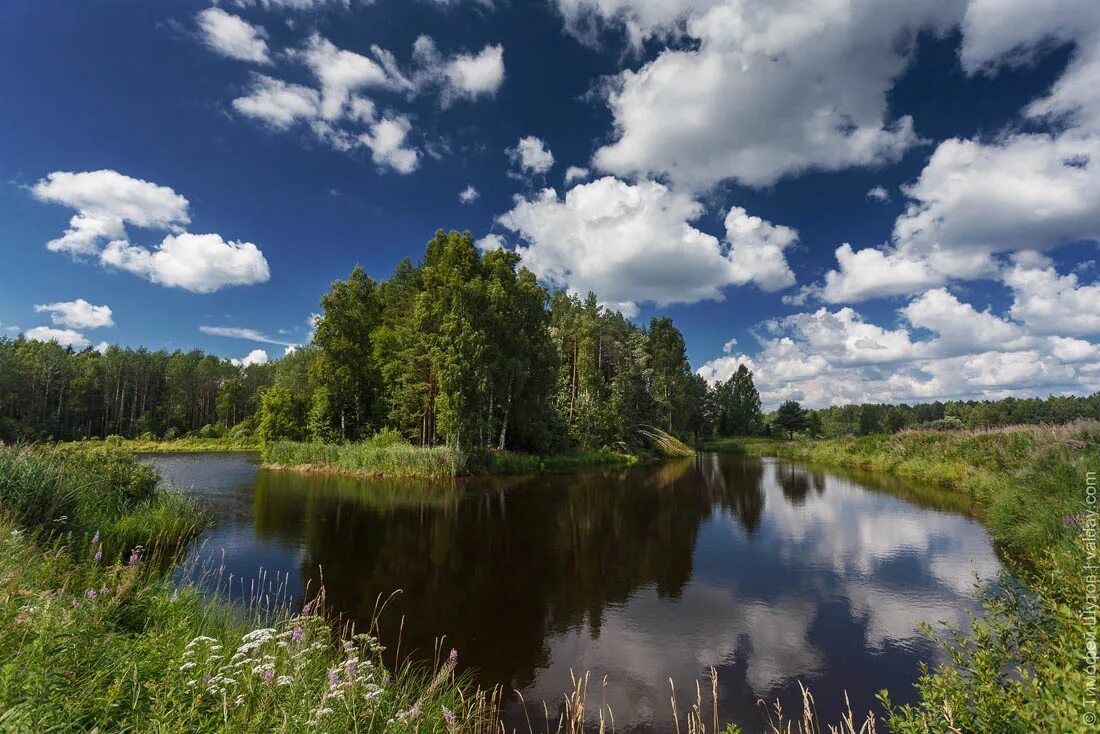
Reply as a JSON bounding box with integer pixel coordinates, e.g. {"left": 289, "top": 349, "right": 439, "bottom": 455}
{"left": 2, "top": 230, "right": 1099, "bottom": 452}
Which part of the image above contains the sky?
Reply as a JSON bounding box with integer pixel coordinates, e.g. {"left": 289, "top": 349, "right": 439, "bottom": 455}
{"left": 1, "top": 0, "right": 1098, "bottom": 408}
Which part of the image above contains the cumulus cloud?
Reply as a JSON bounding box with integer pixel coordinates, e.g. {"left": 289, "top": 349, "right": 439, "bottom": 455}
{"left": 197, "top": 7, "right": 270, "bottom": 64}
{"left": 235, "top": 0, "right": 354, "bottom": 9}
{"left": 867, "top": 186, "right": 890, "bottom": 203}
{"left": 1004, "top": 254, "right": 1100, "bottom": 336}
{"left": 31, "top": 170, "right": 190, "bottom": 256}
{"left": 100, "top": 233, "right": 270, "bottom": 293}
{"left": 475, "top": 233, "right": 505, "bottom": 252}
{"left": 497, "top": 177, "right": 796, "bottom": 315}
{"left": 200, "top": 325, "right": 296, "bottom": 346}
{"left": 30, "top": 170, "right": 270, "bottom": 293}
{"left": 223, "top": 33, "right": 505, "bottom": 172}
{"left": 34, "top": 299, "right": 114, "bottom": 329}
{"left": 442, "top": 44, "right": 504, "bottom": 102}
{"left": 564, "top": 166, "right": 589, "bottom": 184}
{"left": 569, "top": 0, "right": 957, "bottom": 190}
{"left": 459, "top": 184, "right": 479, "bottom": 203}
{"left": 232, "top": 348, "right": 270, "bottom": 367}
{"left": 233, "top": 75, "right": 321, "bottom": 129}
{"left": 698, "top": 288, "right": 1098, "bottom": 409}
{"left": 807, "top": 2, "right": 1100, "bottom": 303}
{"left": 507, "top": 136, "right": 554, "bottom": 176}
{"left": 24, "top": 326, "right": 91, "bottom": 349}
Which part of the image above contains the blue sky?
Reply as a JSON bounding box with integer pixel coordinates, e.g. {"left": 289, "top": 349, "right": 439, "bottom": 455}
{"left": 1, "top": 0, "right": 1098, "bottom": 408}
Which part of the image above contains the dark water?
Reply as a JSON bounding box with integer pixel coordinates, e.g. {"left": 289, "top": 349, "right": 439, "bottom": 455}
{"left": 145, "top": 452, "right": 1001, "bottom": 732}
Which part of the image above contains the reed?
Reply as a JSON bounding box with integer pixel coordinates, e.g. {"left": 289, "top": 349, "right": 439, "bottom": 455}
{"left": 265, "top": 440, "right": 464, "bottom": 477}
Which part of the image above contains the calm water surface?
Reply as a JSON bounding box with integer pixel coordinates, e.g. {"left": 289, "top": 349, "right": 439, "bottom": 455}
{"left": 145, "top": 452, "right": 1001, "bottom": 732}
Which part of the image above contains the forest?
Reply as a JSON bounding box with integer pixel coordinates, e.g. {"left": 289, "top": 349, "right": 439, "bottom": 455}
{"left": 2, "top": 230, "right": 1099, "bottom": 449}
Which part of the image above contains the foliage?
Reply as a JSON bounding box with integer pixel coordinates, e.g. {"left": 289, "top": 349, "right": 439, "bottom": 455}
{"left": 0, "top": 519, "right": 485, "bottom": 733}
{"left": 264, "top": 440, "right": 464, "bottom": 477}
{"left": 0, "top": 445, "right": 202, "bottom": 558}
{"left": 0, "top": 338, "right": 275, "bottom": 441}
{"left": 731, "top": 422, "right": 1100, "bottom": 731}
{"left": 713, "top": 364, "right": 763, "bottom": 437}
{"left": 772, "top": 400, "right": 809, "bottom": 439}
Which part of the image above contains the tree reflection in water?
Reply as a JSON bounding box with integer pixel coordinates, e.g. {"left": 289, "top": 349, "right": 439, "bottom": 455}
{"left": 159, "top": 452, "right": 997, "bottom": 733}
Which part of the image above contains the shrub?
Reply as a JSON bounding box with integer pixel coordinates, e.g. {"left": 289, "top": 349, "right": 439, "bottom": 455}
{"left": 366, "top": 427, "right": 411, "bottom": 448}
{"left": 198, "top": 423, "right": 224, "bottom": 439}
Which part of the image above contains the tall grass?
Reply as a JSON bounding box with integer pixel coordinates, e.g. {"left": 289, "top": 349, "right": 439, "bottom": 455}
{"left": 718, "top": 422, "right": 1099, "bottom": 731}
{"left": 0, "top": 444, "right": 203, "bottom": 558}
{"left": 0, "top": 519, "right": 491, "bottom": 733}
{"left": 265, "top": 440, "right": 465, "bottom": 477}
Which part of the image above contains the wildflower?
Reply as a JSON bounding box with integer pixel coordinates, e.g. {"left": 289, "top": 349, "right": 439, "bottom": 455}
{"left": 302, "top": 600, "right": 314, "bottom": 615}
{"left": 85, "top": 588, "right": 97, "bottom": 601}
{"left": 443, "top": 706, "right": 456, "bottom": 727}
{"left": 276, "top": 675, "right": 293, "bottom": 686}
{"left": 71, "top": 600, "right": 82, "bottom": 609}
{"left": 93, "top": 549, "right": 102, "bottom": 562}
{"left": 346, "top": 660, "right": 358, "bottom": 679}
{"left": 180, "top": 662, "right": 196, "bottom": 672}
{"left": 402, "top": 704, "right": 421, "bottom": 722}
{"left": 381, "top": 674, "right": 391, "bottom": 686}
{"left": 449, "top": 648, "right": 458, "bottom": 664}
{"left": 291, "top": 626, "right": 304, "bottom": 644}
{"left": 100, "top": 586, "right": 109, "bottom": 595}
{"left": 128, "top": 548, "right": 141, "bottom": 565}
{"left": 91, "top": 531, "right": 100, "bottom": 545}
{"left": 263, "top": 667, "right": 275, "bottom": 685}
{"left": 328, "top": 670, "right": 340, "bottom": 688}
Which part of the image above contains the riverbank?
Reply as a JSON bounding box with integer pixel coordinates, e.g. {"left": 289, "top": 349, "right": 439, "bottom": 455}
{"left": 0, "top": 445, "right": 486, "bottom": 732}
{"left": 705, "top": 422, "right": 1098, "bottom": 732}
{"left": 262, "top": 440, "right": 643, "bottom": 478}
{"left": 58, "top": 436, "right": 262, "bottom": 453}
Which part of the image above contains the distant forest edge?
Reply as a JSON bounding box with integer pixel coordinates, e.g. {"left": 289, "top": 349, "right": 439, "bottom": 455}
{"left": 2, "top": 230, "right": 1099, "bottom": 449}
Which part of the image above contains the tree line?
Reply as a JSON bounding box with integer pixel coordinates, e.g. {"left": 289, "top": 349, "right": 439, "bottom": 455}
{"left": 3, "top": 229, "right": 1097, "bottom": 447}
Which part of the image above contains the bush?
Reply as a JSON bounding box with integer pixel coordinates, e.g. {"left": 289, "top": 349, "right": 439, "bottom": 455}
{"left": 918, "top": 417, "right": 965, "bottom": 431}
{"left": 163, "top": 426, "right": 180, "bottom": 441}
{"left": 366, "top": 427, "right": 411, "bottom": 448}
{"left": 137, "top": 431, "right": 158, "bottom": 442}
{"left": 228, "top": 420, "right": 254, "bottom": 441}
{"left": 198, "top": 423, "right": 224, "bottom": 439}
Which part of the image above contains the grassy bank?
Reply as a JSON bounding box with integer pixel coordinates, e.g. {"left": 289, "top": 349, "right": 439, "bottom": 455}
{"left": 58, "top": 436, "right": 262, "bottom": 453}
{"left": 0, "top": 445, "right": 489, "bottom": 732}
{"left": 264, "top": 441, "right": 643, "bottom": 478}
{"left": 707, "top": 422, "right": 1098, "bottom": 731}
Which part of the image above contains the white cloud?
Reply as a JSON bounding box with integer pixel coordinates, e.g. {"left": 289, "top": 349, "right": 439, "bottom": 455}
{"left": 235, "top": 0, "right": 354, "bottom": 9}
{"left": 358, "top": 115, "right": 419, "bottom": 174}
{"left": 580, "top": 0, "right": 958, "bottom": 190}
{"left": 475, "top": 233, "right": 505, "bottom": 252}
{"left": 698, "top": 287, "right": 1098, "bottom": 409}
{"left": 808, "top": 3, "right": 1100, "bottom": 303}
{"left": 232, "top": 348, "right": 270, "bottom": 367}
{"left": 100, "top": 233, "right": 270, "bottom": 293}
{"left": 24, "top": 326, "right": 90, "bottom": 349}
{"left": 233, "top": 75, "right": 321, "bottom": 129}
{"left": 1004, "top": 255, "right": 1100, "bottom": 336}
{"left": 867, "top": 186, "right": 890, "bottom": 203}
{"left": 564, "top": 166, "right": 589, "bottom": 184}
{"left": 31, "top": 169, "right": 270, "bottom": 293}
{"left": 298, "top": 33, "right": 400, "bottom": 120}
{"left": 31, "top": 170, "right": 189, "bottom": 256}
{"left": 94, "top": 341, "right": 110, "bottom": 355}
{"left": 443, "top": 44, "right": 504, "bottom": 102}
{"left": 34, "top": 299, "right": 114, "bottom": 329}
{"left": 722, "top": 207, "right": 797, "bottom": 292}
{"left": 200, "top": 325, "right": 296, "bottom": 346}
{"left": 458, "top": 184, "right": 479, "bottom": 204}
{"left": 497, "top": 177, "right": 795, "bottom": 315}
{"left": 507, "top": 136, "right": 554, "bottom": 176}
{"left": 197, "top": 7, "right": 270, "bottom": 64}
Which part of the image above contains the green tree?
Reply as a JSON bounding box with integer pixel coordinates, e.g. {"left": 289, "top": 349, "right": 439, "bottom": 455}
{"left": 773, "top": 400, "right": 809, "bottom": 439}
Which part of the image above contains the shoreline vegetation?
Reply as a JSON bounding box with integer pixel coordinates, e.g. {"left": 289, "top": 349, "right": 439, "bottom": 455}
{"left": 1, "top": 422, "right": 1095, "bottom": 731}
{"left": 259, "top": 426, "right": 691, "bottom": 478}
{"left": 698, "top": 421, "right": 1098, "bottom": 733}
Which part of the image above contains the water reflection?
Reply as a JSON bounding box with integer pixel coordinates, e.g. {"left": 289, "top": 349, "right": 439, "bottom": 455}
{"left": 150, "top": 452, "right": 1000, "bottom": 733}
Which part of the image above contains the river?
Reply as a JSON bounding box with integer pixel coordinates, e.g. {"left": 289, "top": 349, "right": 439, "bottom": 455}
{"left": 143, "top": 451, "right": 1001, "bottom": 732}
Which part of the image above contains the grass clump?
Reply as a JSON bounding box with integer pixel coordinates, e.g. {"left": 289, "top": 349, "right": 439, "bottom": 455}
{"left": 59, "top": 436, "right": 262, "bottom": 453}
{"left": 264, "top": 440, "right": 464, "bottom": 477}
{"left": 0, "top": 444, "right": 203, "bottom": 559}
{"left": 0, "top": 519, "right": 487, "bottom": 733}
